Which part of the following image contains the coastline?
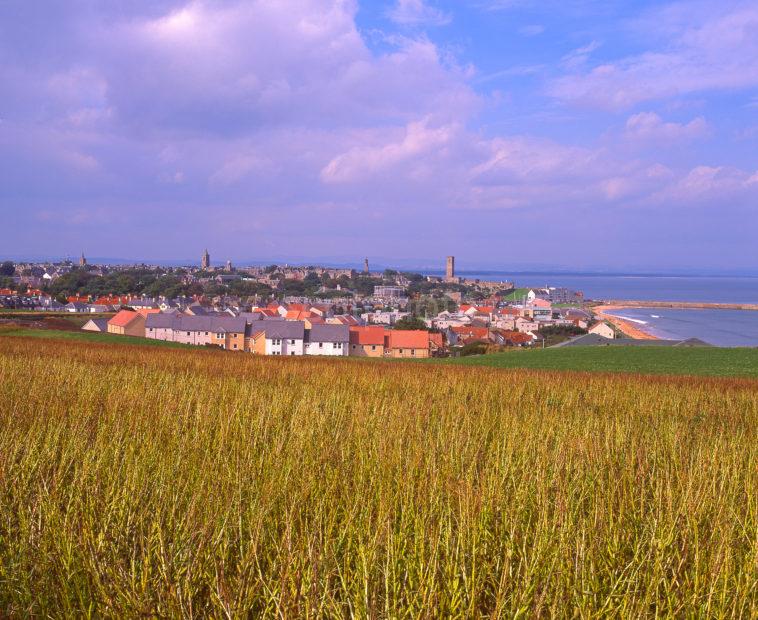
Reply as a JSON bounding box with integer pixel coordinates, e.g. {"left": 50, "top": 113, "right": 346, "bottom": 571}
{"left": 592, "top": 305, "right": 660, "bottom": 340}
{"left": 592, "top": 300, "right": 758, "bottom": 341}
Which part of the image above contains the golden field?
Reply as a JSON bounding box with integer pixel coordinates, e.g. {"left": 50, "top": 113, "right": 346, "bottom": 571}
{"left": 0, "top": 337, "right": 756, "bottom": 617}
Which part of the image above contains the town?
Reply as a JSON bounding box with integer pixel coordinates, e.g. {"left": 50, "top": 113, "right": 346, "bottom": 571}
{"left": 0, "top": 252, "right": 612, "bottom": 356}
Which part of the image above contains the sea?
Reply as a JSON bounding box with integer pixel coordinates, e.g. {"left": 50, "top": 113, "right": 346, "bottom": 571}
{"left": 604, "top": 307, "right": 758, "bottom": 348}
{"left": 427, "top": 272, "right": 758, "bottom": 347}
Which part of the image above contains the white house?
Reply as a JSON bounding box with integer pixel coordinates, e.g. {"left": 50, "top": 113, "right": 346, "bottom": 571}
{"left": 263, "top": 321, "right": 305, "bottom": 356}
{"left": 304, "top": 324, "right": 349, "bottom": 356}
{"left": 589, "top": 321, "right": 616, "bottom": 339}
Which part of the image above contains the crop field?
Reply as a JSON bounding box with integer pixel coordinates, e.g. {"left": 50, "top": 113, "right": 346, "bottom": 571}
{"left": 0, "top": 337, "right": 756, "bottom": 617}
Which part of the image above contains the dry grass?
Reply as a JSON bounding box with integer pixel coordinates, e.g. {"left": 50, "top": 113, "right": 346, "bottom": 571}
{"left": 0, "top": 337, "right": 756, "bottom": 617}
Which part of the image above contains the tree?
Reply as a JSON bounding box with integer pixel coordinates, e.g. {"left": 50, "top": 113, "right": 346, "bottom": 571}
{"left": 393, "top": 316, "right": 428, "bottom": 331}
{"left": 0, "top": 261, "right": 15, "bottom": 276}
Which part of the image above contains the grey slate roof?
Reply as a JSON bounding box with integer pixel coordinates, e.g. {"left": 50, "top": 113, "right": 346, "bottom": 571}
{"left": 261, "top": 321, "right": 305, "bottom": 340}
{"left": 307, "top": 324, "right": 349, "bottom": 343}
{"left": 145, "top": 313, "right": 177, "bottom": 329}
{"left": 145, "top": 313, "right": 247, "bottom": 333}
{"left": 82, "top": 318, "right": 109, "bottom": 332}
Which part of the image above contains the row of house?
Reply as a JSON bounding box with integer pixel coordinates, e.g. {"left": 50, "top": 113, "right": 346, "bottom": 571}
{"left": 94, "top": 310, "right": 440, "bottom": 357}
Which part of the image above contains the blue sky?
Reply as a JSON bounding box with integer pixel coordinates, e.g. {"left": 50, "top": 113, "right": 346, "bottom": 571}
{"left": 1, "top": 0, "right": 757, "bottom": 272}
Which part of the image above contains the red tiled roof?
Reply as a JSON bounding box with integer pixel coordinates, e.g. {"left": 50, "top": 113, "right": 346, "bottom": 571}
{"left": 285, "top": 310, "right": 314, "bottom": 320}
{"left": 429, "top": 332, "right": 444, "bottom": 348}
{"left": 387, "top": 330, "right": 429, "bottom": 349}
{"left": 107, "top": 309, "right": 142, "bottom": 327}
{"left": 451, "top": 326, "right": 489, "bottom": 338}
{"left": 349, "top": 326, "right": 385, "bottom": 346}
{"left": 253, "top": 308, "right": 279, "bottom": 317}
{"left": 495, "top": 330, "right": 532, "bottom": 344}
{"left": 138, "top": 308, "right": 161, "bottom": 317}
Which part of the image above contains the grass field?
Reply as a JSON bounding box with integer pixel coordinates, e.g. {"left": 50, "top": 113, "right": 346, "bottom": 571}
{"left": 439, "top": 346, "right": 758, "bottom": 378}
{"left": 0, "top": 327, "right": 192, "bottom": 349}
{"left": 0, "top": 337, "right": 755, "bottom": 617}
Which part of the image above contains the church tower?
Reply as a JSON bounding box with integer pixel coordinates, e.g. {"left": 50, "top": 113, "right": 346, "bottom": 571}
{"left": 445, "top": 255, "right": 455, "bottom": 282}
{"left": 201, "top": 249, "right": 210, "bottom": 270}
{"left": 79, "top": 252, "right": 87, "bottom": 267}
{"left": 364, "top": 258, "right": 369, "bottom": 274}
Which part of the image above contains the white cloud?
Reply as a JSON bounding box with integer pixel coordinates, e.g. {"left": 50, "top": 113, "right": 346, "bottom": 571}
{"left": 624, "top": 112, "right": 709, "bottom": 142}
{"left": 550, "top": 4, "right": 758, "bottom": 109}
{"left": 320, "top": 119, "right": 457, "bottom": 183}
{"left": 387, "top": 0, "right": 451, "bottom": 26}
{"left": 561, "top": 41, "right": 601, "bottom": 69}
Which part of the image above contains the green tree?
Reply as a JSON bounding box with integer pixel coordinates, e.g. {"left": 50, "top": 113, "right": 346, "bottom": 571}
{"left": 393, "top": 316, "right": 428, "bottom": 331}
{"left": 0, "top": 261, "right": 16, "bottom": 276}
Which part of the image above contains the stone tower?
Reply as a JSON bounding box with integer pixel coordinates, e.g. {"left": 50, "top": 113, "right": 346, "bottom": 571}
{"left": 364, "top": 258, "right": 369, "bottom": 274}
{"left": 445, "top": 256, "right": 455, "bottom": 282}
{"left": 201, "top": 249, "right": 210, "bottom": 270}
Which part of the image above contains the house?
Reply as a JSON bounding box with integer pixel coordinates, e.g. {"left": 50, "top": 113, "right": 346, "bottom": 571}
{"left": 349, "top": 326, "right": 386, "bottom": 357}
{"left": 64, "top": 301, "right": 90, "bottom": 313}
{"left": 360, "top": 311, "right": 409, "bottom": 325}
{"left": 327, "top": 314, "right": 362, "bottom": 327}
{"left": 107, "top": 309, "right": 146, "bottom": 337}
{"left": 450, "top": 325, "right": 489, "bottom": 346}
{"left": 145, "top": 313, "right": 177, "bottom": 341}
{"left": 209, "top": 317, "right": 247, "bottom": 351}
{"left": 304, "top": 324, "right": 349, "bottom": 356}
{"left": 81, "top": 318, "right": 109, "bottom": 332}
{"left": 257, "top": 321, "right": 305, "bottom": 356}
{"left": 514, "top": 317, "right": 539, "bottom": 334}
{"left": 524, "top": 305, "right": 552, "bottom": 321}
{"left": 491, "top": 329, "right": 533, "bottom": 347}
{"left": 385, "top": 330, "right": 430, "bottom": 358}
{"left": 588, "top": 322, "right": 616, "bottom": 339}
{"left": 127, "top": 298, "right": 159, "bottom": 310}
{"left": 303, "top": 315, "right": 325, "bottom": 329}
{"left": 146, "top": 314, "right": 246, "bottom": 348}
{"left": 429, "top": 332, "right": 445, "bottom": 356}
{"left": 185, "top": 303, "right": 212, "bottom": 316}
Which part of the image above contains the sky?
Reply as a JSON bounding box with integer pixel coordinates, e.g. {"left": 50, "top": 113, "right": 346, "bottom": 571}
{"left": 1, "top": 0, "right": 757, "bottom": 272}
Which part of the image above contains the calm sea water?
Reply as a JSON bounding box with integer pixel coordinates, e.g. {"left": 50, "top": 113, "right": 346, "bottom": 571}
{"left": 445, "top": 273, "right": 758, "bottom": 304}
{"left": 605, "top": 308, "right": 758, "bottom": 348}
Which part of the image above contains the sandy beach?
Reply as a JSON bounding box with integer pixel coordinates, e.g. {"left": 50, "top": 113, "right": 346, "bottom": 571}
{"left": 592, "top": 305, "right": 660, "bottom": 340}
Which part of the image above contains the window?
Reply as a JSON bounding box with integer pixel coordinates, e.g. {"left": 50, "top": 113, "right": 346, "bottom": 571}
{"left": 290, "top": 339, "right": 295, "bottom": 344}
{"left": 187, "top": 331, "right": 190, "bottom": 336}
{"left": 233, "top": 344, "right": 237, "bottom": 349}
{"left": 290, "top": 351, "right": 295, "bottom": 355}
{"left": 216, "top": 333, "right": 224, "bottom": 338}
{"left": 149, "top": 328, "right": 153, "bottom": 332}
{"left": 319, "top": 342, "right": 323, "bottom": 348}
{"left": 371, "top": 345, "right": 376, "bottom": 351}
{"left": 399, "top": 349, "right": 404, "bottom": 354}
{"left": 411, "top": 349, "right": 415, "bottom": 356}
